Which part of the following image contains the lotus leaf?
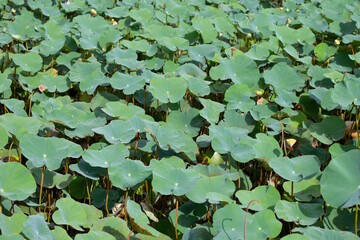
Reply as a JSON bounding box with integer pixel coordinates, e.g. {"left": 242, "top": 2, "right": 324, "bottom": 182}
{"left": 90, "top": 217, "right": 130, "bottom": 239}
{"left": 269, "top": 155, "right": 320, "bottom": 182}
{"left": 0, "top": 162, "right": 36, "bottom": 201}
{"left": 74, "top": 231, "right": 116, "bottom": 240}
{"left": 0, "top": 212, "right": 27, "bottom": 234}
{"left": 308, "top": 116, "right": 346, "bottom": 145}
{"left": 320, "top": 149, "right": 360, "bottom": 208}
{"left": 186, "top": 175, "right": 235, "bottom": 204}
{"left": 236, "top": 185, "right": 280, "bottom": 211}
{"left": 12, "top": 52, "right": 42, "bottom": 73}
{"left": 22, "top": 214, "right": 53, "bottom": 240}
{"left": 82, "top": 143, "right": 128, "bottom": 168}
{"left": 293, "top": 226, "right": 360, "bottom": 240}
{"left": 210, "top": 55, "right": 260, "bottom": 91}
{"left": 168, "top": 202, "right": 207, "bottom": 233}
{"left": 149, "top": 76, "right": 187, "bottom": 103}
{"left": 52, "top": 198, "right": 102, "bottom": 231}
{"left": 20, "top": 134, "right": 82, "bottom": 170}
{"left": 151, "top": 160, "right": 200, "bottom": 196}
{"left": 108, "top": 159, "right": 151, "bottom": 190}
{"left": 92, "top": 120, "right": 136, "bottom": 144}
{"left": 275, "top": 200, "right": 323, "bottom": 225}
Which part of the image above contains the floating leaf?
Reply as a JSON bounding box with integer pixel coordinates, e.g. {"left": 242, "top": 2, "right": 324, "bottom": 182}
{"left": 236, "top": 185, "right": 280, "bottom": 211}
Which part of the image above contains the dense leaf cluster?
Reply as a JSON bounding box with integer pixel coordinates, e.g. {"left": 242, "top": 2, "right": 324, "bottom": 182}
{"left": 0, "top": 0, "right": 359, "bottom": 239}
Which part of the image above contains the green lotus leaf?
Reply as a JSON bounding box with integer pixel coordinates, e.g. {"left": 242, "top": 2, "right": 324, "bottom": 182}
{"left": 275, "top": 200, "right": 323, "bottom": 225}
{"left": 192, "top": 17, "right": 217, "bottom": 43}
{"left": 169, "top": 202, "right": 207, "bottom": 234}
{"left": 82, "top": 143, "right": 129, "bottom": 168}
{"left": 73, "top": 15, "right": 108, "bottom": 38}
{"left": 320, "top": 149, "right": 360, "bottom": 208}
{"left": 106, "top": 48, "right": 144, "bottom": 70}
{"left": 91, "top": 217, "right": 131, "bottom": 239}
{"left": 12, "top": 52, "right": 42, "bottom": 73}
{"left": 151, "top": 160, "right": 200, "bottom": 196}
{"left": 28, "top": 0, "right": 61, "bottom": 17}
{"left": 280, "top": 234, "right": 310, "bottom": 240}
{"left": 191, "top": 162, "right": 240, "bottom": 181}
{"left": 250, "top": 103, "right": 278, "bottom": 121}
{"left": 90, "top": 188, "right": 119, "bottom": 209}
{"left": 52, "top": 197, "right": 102, "bottom": 231}
{"left": 121, "top": 39, "right": 151, "bottom": 53}
{"left": 331, "top": 76, "right": 360, "bottom": 107}
{"left": 253, "top": 209, "right": 282, "bottom": 238}
{"left": 0, "top": 212, "right": 27, "bottom": 234}
{"left": 213, "top": 203, "right": 267, "bottom": 240}
{"left": 187, "top": 44, "right": 218, "bottom": 63}
{"left": 323, "top": 206, "right": 359, "bottom": 232}
{"left": 0, "top": 233, "right": 26, "bottom": 240}
{"left": 0, "top": 114, "right": 42, "bottom": 141}
{"left": 157, "top": 36, "right": 189, "bottom": 51}
{"left": 283, "top": 176, "right": 321, "bottom": 201}
{"left": 314, "top": 43, "right": 332, "bottom": 62}
{"left": 224, "top": 83, "right": 255, "bottom": 112}
{"left": 182, "top": 75, "right": 211, "bottom": 97}
{"left": 274, "top": 90, "right": 298, "bottom": 108}
{"left": 254, "top": 133, "right": 283, "bottom": 163}
{"left": 308, "top": 88, "right": 338, "bottom": 111}
{"left": 269, "top": 155, "right": 320, "bottom": 182}
{"left": 349, "top": 52, "right": 360, "bottom": 64}
{"left": 69, "top": 159, "right": 106, "bottom": 180}
{"left": 176, "top": 63, "right": 206, "bottom": 79}
{"left": 263, "top": 62, "right": 305, "bottom": 92}
{"left": 236, "top": 185, "right": 280, "bottom": 211}
{"left": 273, "top": 26, "right": 315, "bottom": 45}
{"left": 0, "top": 99, "right": 27, "bottom": 117}
{"left": 199, "top": 98, "right": 225, "bottom": 124}
{"left": 245, "top": 44, "right": 270, "bottom": 61}
{"left": 51, "top": 226, "right": 72, "bottom": 240}
{"left": 20, "top": 134, "right": 83, "bottom": 170}
{"left": 102, "top": 102, "right": 144, "bottom": 120}
{"left": 22, "top": 214, "right": 52, "bottom": 240}
{"left": 32, "top": 168, "right": 72, "bottom": 189}
{"left": 308, "top": 116, "right": 346, "bottom": 145}
{"left": 110, "top": 72, "right": 145, "bottom": 95}
{"left": 39, "top": 75, "right": 70, "bottom": 93}
{"left": 210, "top": 55, "right": 260, "bottom": 91}
{"left": 61, "top": 0, "right": 87, "bottom": 12}
{"left": 293, "top": 226, "right": 360, "bottom": 240}
{"left": 39, "top": 21, "right": 65, "bottom": 56}
{"left": 127, "top": 200, "right": 161, "bottom": 236}
{"left": 56, "top": 52, "right": 82, "bottom": 69}
{"left": 5, "top": 9, "right": 40, "bottom": 41}
{"left": 93, "top": 120, "right": 136, "bottom": 144}
{"left": 98, "top": 28, "right": 122, "bottom": 49}
{"left": 69, "top": 61, "right": 107, "bottom": 94}
{"left": 0, "top": 162, "right": 36, "bottom": 201}
{"left": 167, "top": 109, "right": 203, "bottom": 137}
{"left": 182, "top": 224, "right": 214, "bottom": 240}
{"left": 186, "top": 175, "right": 235, "bottom": 204}
{"left": 149, "top": 76, "right": 187, "bottom": 103}
{"left": 74, "top": 231, "right": 116, "bottom": 240}
{"left": 0, "top": 70, "right": 12, "bottom": 94}
{"left": 108, "top": 159, "right": 151, "bottom": 190}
